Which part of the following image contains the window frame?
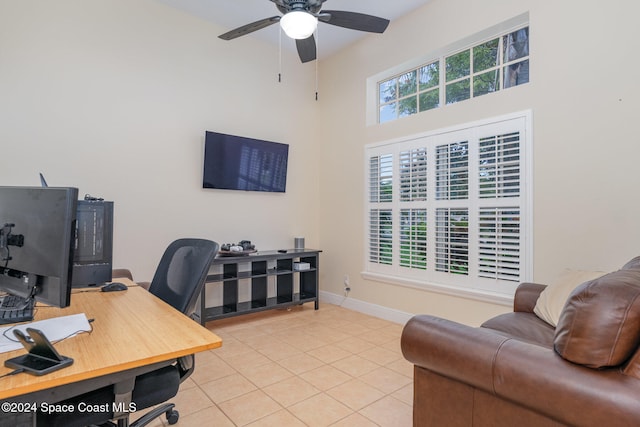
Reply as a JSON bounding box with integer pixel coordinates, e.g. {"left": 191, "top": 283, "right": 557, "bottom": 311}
{"left": 367, "top": 13, "right": 530, "bottom": 127}
{"left": 363, "top": 110, "right": 533, "bottom": 305}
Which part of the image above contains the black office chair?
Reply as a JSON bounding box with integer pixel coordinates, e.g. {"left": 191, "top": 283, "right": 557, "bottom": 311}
{"left": 37, "top": 238, "right": 219, "bottom": 427}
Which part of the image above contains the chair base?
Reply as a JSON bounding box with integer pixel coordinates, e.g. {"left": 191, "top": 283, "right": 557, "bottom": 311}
{"left": 131, "top": 403, "right": 179, "bottom": 427}
{"left": 90, "top": 403, "right": 178, "bottom": 427}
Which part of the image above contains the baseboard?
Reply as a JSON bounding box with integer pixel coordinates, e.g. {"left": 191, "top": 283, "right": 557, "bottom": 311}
{"left": 319, "top": 291, "right": 413, "bottom": 325}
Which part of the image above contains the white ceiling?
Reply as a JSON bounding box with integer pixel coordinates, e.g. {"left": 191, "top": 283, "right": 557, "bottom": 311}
{"left": 154, "top": 0, "right": 432, "bottom": 58}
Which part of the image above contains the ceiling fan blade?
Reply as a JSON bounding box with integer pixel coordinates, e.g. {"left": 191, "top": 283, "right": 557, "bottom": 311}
{"left": 296, "top": 35, "right": 317, "bottom": 63}
{"left": 319, "top": 10, "right": 390, "bottom": 34}
{"left": 218, "top": 16, "right": 280, "bottom": 40}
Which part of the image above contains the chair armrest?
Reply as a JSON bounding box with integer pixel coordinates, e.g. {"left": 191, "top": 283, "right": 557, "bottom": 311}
{"left": 177, "top": 354, "right": 195, "bottom": 382}
{"left": 513, "top": 282, "right": 546, "bottom": 313}
{"left": 112, "top": 268, "right": 133, "bottom": 281}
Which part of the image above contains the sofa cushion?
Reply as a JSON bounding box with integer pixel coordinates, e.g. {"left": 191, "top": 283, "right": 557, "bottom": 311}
{"left": 481, "top": 312, "right": 555, "bottom": 348}
{"left": 533, "top": 269, "right": 604, "bottom": 327}
{"left": 554, "top": 269, "right": 640, "bottom": 368}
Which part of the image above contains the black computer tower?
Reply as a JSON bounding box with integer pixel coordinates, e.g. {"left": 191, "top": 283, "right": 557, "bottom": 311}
{"left": 71, "top": 200, "right": 114, "bottom": 287}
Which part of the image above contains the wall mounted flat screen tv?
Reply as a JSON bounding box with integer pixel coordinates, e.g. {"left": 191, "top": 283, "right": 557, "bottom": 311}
{"left": 203, "top": 131, "right": 289, "bottom": 193}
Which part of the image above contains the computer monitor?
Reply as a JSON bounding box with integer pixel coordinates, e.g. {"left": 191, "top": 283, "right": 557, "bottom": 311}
{"left": 0, "top": 186, "right": 78, "bottom": 308}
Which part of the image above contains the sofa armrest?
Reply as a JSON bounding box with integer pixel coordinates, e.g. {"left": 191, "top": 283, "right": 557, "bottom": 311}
{"left": 401, "top": 314, "right": 640, "bottom": 427}
{"left": 513, "top": 282, "right": 546, "bottom": 313}
{"left": 494, "top": 338, "right": 640, "bottom": 426}
{"left": 401, "top": 315, "right": 510, "bottom": 392}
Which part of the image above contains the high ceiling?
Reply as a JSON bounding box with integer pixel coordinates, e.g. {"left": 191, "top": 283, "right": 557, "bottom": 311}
{"left": 154, "top": 0, "right": 433, "bottom": 58}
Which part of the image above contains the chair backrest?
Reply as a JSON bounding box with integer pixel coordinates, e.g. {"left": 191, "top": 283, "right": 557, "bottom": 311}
{"left": 148, "top": 238, "right": 219, "bottom": 316}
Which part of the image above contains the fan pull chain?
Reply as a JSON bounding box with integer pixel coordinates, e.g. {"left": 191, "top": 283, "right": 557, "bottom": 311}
{"left": 315, "top": 27, "right": 319, "bottom": 101}
{"left": 278, "top": 26, "right": 282, "bottom": 83}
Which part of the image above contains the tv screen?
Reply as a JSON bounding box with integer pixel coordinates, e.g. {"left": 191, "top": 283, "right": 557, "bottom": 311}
{"left": 203, "top": 131, "right": 289, "bottom": 193}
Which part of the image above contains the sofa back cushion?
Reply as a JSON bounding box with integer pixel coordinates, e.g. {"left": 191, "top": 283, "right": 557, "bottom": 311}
{"left": 533, "top": 269, "right": 605, "bottom": 327}
{"left": 554, "top": 268, "right": 640, "bottom": 368}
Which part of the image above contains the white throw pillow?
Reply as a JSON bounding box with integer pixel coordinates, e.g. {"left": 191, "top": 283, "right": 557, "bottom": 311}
{"left": 533, "top": 269, "right": 605, "bottom": 327}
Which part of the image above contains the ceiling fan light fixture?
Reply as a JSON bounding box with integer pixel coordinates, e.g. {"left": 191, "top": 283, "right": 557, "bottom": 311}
{"left": 280, "top": 11, "right": 318, "bottom": 39}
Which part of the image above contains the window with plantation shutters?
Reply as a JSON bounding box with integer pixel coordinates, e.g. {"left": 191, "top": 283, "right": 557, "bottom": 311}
{"left": 364, "top": 111, "right": 532, "bottom": 299}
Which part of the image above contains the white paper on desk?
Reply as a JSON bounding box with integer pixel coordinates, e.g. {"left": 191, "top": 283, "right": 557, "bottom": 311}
{"left": 0, "top": 313, "right": 91, "bottom": 354}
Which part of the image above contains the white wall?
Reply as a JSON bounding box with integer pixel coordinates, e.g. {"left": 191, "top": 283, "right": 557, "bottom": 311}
{"left": 317, "top": 0, "right": 640, "bottom": 325}
{"left": 0, "top": 0, "right": 321, "bottom": 280}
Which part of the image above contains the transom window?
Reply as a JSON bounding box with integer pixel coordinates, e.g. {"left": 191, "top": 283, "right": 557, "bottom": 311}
{"left": 364, "top": 112, "right": 532, "bottom": 299}
{"left": 378, "top": 26, "right": 529, "bottom": 123}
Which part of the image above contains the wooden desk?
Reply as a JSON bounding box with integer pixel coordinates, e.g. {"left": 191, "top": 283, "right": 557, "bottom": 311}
{"left": 0, "top": 282, "right": 222, "bottom": 403}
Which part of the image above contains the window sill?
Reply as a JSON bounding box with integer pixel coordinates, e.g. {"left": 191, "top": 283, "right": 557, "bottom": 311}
{"left": 361, "top": 271, "right": 514, "bottom": 307}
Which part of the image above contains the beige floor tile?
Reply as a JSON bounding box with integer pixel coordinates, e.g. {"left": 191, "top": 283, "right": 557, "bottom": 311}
{"left": 209, "top": 336, "right": 254, "bottom": 358}
{"left": 257, "top": 341, "right": 304, "bottom": 361}
{"left": 380, "top": 322, "right": 406, "bottom": 336}
{"left": 386, "top": 357, "right": 415, "bottom": 378}
{"left": 288, "top": 393, "right": 353, "bottom": 427}
{"left": 392, "top": 383, "right": 414, "bottom": 406}
{"left": 241, "top": 333, "right": 286, "bottom": 350}
{"left": 381, "top": 337, "right": 405, "bottom": 354}
{"left": 357, "top": 317, "right": 396, "bottom": 330}
{"left": 227, "top": 325, "right": 271, "bottom": 341}
{"left": 359, "top": 366, "right": 413, "bottom": 394}
{"left": 358, "top": 346, "right": 402, "bottom": 366}
{"left": 218, "top": 389, "right": 282, "bottom": 426}
{"left": 184, "top": 304, "right": 414, "bottom": 426}
{"left": 189, "top": 355, "right": 236, "bottom": 385}
{"left": 246, "top": 409, "right": 307, "bottom": 426}
{"left": 333, "top": 336, "right": 377, "bottom": 354}
{"left": 299, "top": 365, "right": 353, "bottom": 391}
{"left": 358, "top": 329, "right": 400, "bottom": 346}
{"left": 330, "top": 354, "right": 380, "bottom": 377}
{"left": 194, "top": 348, "right": 223, "bottom": 366}
{"left": 306, "top": 344, "right": 352, "bottom": 364}
{"left": 309, "top": 326, "right": 353, "bottom": 343}
{"left": 200, "top": 372, "right": 257, "bottom": 403}
{"left": 326, "top": 378, "right": 386, "bottom": 411}
{"left": 277, "top": 352, "right": 325, "bottom": 375}
{"left": 165, "top": 386, "right": 214, "bottom": 419}
{"left": 170, "top": 405, "right": 235, "bottom": 427}
{"left": 359, "top": 395, "right": 413, "bottom": 427}
{"left": 220, "top": 348, "right": 273, "bottom": 372}
{"left": 240, "top": 360, "right": 294, "bottom": 388}
{"left": 262, "top": 376, "right": 321, "bottom": 407}
{"left": 278, "top": 333, "right": 333, "bottom": 352}
{"left": 330, "top": 412, "right": 380, "bottom": 427}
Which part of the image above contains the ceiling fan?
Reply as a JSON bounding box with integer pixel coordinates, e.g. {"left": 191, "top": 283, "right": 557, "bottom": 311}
{"left": 218, "top": 0, "right": 390, "bottom": 63}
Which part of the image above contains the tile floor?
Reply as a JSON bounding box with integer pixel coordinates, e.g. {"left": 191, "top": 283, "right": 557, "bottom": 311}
{"left": 136, "top": 303, "right": 413, "bottom": 426}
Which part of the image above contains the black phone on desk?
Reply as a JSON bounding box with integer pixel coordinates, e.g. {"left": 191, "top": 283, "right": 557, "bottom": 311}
{"left": 4, "top": 328, "right": 73, "bottom": 375}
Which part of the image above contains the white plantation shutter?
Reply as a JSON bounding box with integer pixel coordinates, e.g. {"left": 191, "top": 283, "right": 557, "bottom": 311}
{"left": 436, "top": 141, "right": 469, "bottom": 200}
{"left": 369, "top": 209, "right": 393, "bottom": 265}
{"left": 365, "top": 111, "right": 531, "bottom": 297}
{"left": 435, "top": 208, "right": 469, "bottom": 275}
{"left": 479, "top": 132, "right": 521, "bottom": 198}
{"left": 478, "top": 207, "right": 521, "bottom": 281}
{"left": 400, "top": 208, "right": 427, "bottom": 269}
{"left": 399, "top": 148, "right": 428, "bottom": 202}
{"left": 369, "top": 154, "right": 393, "bottom": 203}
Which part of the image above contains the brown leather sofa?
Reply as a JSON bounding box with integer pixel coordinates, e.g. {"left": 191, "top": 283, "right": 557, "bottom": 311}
{"left": 401, "top": 258, "right": 640, "bottom": 427}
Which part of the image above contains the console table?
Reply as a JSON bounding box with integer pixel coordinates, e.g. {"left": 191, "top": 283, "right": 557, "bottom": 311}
{"left": 196, "top": 249, "right": 321, "bottom": 324}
